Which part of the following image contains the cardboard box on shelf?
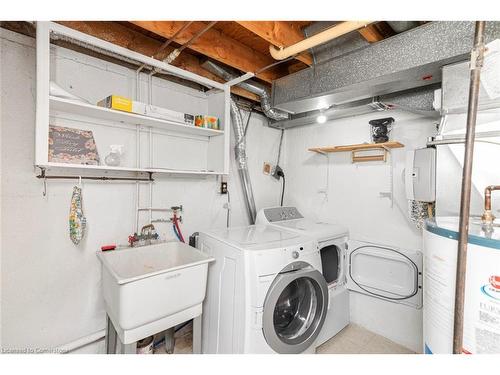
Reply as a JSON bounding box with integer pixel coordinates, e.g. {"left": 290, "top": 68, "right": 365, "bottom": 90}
{"left": 97, "top": 96, "right": 196, "bottom": 126}
{"left": 144, "top": 104, "right": 195, "bottom": 126}
{"left": 97, "top": 95, "right": 146, "bottom": 115}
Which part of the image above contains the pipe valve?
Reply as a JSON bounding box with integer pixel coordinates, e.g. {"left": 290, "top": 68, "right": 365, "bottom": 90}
{"left": 481, "top": 185, "right": 500, "bottom": 228}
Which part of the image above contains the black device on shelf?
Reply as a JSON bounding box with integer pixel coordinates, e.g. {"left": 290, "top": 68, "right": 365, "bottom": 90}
{"left": 369, "top": 117, "right": 395, "bottom": 143}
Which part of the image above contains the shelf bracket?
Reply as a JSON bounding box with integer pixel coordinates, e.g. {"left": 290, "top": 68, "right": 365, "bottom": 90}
{"left": 351, "top": 148, "right": 388, "bottom": 163}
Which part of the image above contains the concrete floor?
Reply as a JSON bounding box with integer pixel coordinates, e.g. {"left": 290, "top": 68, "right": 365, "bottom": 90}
{"left": 160, "top": 322, "right": 414, "bottom": 354}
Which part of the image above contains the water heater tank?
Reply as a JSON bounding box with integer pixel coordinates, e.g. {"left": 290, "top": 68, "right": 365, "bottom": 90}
{"left": 423, "top": 217, "right": 500, "bottom": 354}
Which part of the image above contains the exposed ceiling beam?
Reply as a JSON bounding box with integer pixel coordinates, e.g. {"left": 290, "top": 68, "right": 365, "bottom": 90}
{"left": 55, "top": 22, "right": 260, "bottom": 102}
{"left": 357, "top": 23, "right": 390, "bottom": 42}
{"left": 129, "top": 21, "right": 284, "bottom": 83}
{"left": 235, "top": 21, "right": 313, "bottom": 65}
{"left": 286, "top": 60, "right": 309, "bottom": 74}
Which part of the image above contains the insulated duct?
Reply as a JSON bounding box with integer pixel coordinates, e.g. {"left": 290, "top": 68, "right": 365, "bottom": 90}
{"left": 229, "top": 98, "right": 257, "bottom": 224}
{"left": 386, "top": 21, "right": 421, "bottom": 33}
{"left": 203, "top": 60, "right": 289, "bottom": 121}
{"left": 272, "top": 21, "right": 500, "bottom": 114}
{"left": 269, "top": 85, "right": 439, "bottom": 129}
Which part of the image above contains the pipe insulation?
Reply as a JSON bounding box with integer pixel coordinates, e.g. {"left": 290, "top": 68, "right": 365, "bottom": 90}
{"left": 230, "top": 98, "right": 257, "bottom": 224}
{"left": 203, "top": 60, "right": 289, "bottom": 121}
{"left": 269, "top": 21, "right": 373, "bottom": 60}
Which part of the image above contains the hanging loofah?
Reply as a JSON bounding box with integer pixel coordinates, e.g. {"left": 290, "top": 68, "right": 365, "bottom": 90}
{"left": 69, "top": 186, "right": 87, "bottom": 245}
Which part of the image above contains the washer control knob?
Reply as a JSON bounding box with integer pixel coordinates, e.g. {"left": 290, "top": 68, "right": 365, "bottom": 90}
{"left": 292, "top": 251, "right": 299, "bottom": 259}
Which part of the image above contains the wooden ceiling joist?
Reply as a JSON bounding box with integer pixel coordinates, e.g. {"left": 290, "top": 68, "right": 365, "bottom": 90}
{"left": 56, "top": 21, "right": 260, "bottom": 102}
{"left": 357, "top": 22, "right": 395, "bottom": 43}
{"left": 129, "top": 21, "right": 284, "bottom": 83}
{"left": 235, "top": 21, "right": 313, "bottom": 65}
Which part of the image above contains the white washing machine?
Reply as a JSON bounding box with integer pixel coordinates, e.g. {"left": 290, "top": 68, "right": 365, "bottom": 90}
{"left": 256, "top": 207, "right": 350, "bottom": 345}
{"left": 256, "top": 207, "right": 424, "bottom": 346}
{"left": 198, "top": 225, "right": 329, "bottom": 354}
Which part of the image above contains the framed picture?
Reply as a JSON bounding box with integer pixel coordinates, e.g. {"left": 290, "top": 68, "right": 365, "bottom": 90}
{"left": 48, "top": 125, "right": 100, "bottom": 165}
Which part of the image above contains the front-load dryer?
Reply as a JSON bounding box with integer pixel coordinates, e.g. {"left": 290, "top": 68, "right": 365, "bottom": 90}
{"left": 256, "top": 206, "right": 350, "bottom": 346}
{"left": 198, "top": 225, "right": 329, "bottom": 354}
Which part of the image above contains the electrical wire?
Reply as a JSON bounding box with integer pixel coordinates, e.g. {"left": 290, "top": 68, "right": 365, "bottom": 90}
{"left": 154, "top": 21, "right": 194, "bottom": 58}
{"left": 176, "top": 21, "right": 217, "bottom": 54}
{"left": 226, "top": 190, "right": 231, "bottom": 228}
{"left": 280, "top": 174, "right": 286, "bottom": 206}
{"left": 243, "top": 106, "right": 254, "bottom": 138}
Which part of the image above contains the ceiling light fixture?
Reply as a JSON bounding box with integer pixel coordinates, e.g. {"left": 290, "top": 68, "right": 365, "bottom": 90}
{"left": 316, "top": 112, "right": 327, "bottom": 124}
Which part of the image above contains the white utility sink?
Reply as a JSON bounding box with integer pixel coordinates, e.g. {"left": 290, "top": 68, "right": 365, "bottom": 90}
{"left": 97, "top": 241, "right": 214, "bottom": 342}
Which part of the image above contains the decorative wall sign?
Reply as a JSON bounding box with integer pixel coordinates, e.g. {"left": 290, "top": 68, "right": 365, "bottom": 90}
{"left": 48, "top": 126, "right": 100, "bottom": 165}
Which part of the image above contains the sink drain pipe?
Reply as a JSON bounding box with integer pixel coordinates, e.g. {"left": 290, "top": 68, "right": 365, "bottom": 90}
{"left": 230, "top": 98, "right": 257, "bottom": 224}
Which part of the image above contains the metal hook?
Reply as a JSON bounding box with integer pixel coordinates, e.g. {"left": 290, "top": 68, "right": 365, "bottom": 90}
{"left": 39, "top": 167, "right": 47, "bottom": 197}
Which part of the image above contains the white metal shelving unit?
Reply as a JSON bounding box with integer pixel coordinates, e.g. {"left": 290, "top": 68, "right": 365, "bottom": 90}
{"left": 35, "top": 21, "right": 231, "bottom": 178}
{"left": 50, "top": 96, "right": 225, "bottom": 138}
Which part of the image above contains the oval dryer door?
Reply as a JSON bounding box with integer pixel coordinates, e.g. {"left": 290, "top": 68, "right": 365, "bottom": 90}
{"left": 346, "top": 240, "right": 422, "bottom": 308}
{"left": 262, "top": 265, "right": 328, "bottom": 353}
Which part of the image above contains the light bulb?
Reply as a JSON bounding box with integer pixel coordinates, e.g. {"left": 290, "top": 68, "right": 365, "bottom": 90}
{"left": 316, "top": 114, "right": 327, "bottom": 124}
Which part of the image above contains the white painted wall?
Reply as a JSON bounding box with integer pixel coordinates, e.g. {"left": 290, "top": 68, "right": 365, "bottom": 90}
{"left": 0, "top": 29, "right": 283, "bottom": 353}
{"left": 282, "top": 110, "right": 438, "bottom": 352}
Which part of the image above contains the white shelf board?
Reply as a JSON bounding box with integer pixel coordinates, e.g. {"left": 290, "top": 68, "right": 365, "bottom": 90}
{"left": 38, "top": 162, "right": 226, "bottom": 176}
{"left": 49, "top": 96, "right": 224, "bottom": 137}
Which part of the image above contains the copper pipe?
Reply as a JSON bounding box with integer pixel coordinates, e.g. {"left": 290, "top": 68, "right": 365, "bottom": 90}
{"left": 484, "top": 185, "right": 500, "bottom": 211}
{"left": 453, "top": 21, "right": 486, "bottom": 355}
{"left": 481, "top": 185, "right": 500, "bottom": 225}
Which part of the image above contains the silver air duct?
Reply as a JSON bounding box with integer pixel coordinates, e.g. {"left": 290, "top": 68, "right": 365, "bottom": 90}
{"left": 269, "top": 85, "right": 439, "bottom": 129}
{"left": 272, "top": 21, "right": 500, "bottom": 114}
{"left": 386, "top": 21, "right": 421, "bottom": 33}
{"left": 230, "top": 98, "right": 257, "bottom": 224}
{"left": 203, "top": 60, "right": 289, "bottom": 121}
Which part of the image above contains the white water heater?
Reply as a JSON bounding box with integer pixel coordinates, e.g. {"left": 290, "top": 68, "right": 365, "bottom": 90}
{"left": 423, "top": 217, "right": 500, "bottom": 354}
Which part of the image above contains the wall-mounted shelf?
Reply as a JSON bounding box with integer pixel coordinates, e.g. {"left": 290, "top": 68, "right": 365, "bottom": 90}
{"left": 309, "top": 141, "right": 405, "bottom": 154}
{"left": 309, "top": 141, "right": 405, "bottom": 163}
{"left": 50, "top": 96, "right": 224, "bottom": 138}
{"left": 35, "top": 22, "right": 231, "bottom": 179}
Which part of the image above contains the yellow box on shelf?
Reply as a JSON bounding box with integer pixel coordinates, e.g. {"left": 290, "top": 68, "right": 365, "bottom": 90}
{"left": 97, "top": 95, "right": 145, "bottom": 114}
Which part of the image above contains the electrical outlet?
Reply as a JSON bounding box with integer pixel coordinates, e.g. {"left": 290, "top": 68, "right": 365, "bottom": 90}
{"left": 263, "top": 162, "right": 273, "bottom": 175}
{"left": 220, "top": 181, "right": 228, "bottom": 194}
{"left": 272, "top": 165, "right": 283, "bottom": 180}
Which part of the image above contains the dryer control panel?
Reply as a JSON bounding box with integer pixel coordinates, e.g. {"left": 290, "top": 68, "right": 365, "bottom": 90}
{"left": 261, "top": 206, "right": 303, "bottom": 222}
